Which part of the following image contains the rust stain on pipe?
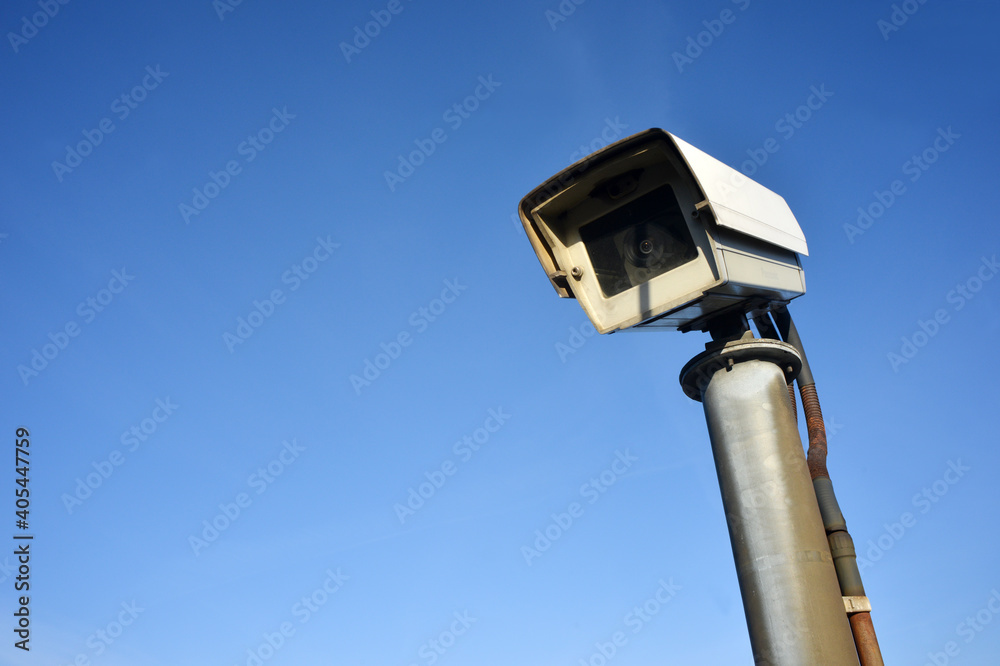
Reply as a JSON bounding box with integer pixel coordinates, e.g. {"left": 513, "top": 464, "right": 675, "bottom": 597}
{"left": 849, "top": 612, "right": 884, "bottom": 666}
{"left": 799, "top": 383, "right": 829, "bottom": 480}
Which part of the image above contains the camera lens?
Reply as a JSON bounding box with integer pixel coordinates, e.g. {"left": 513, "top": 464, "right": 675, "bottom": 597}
{"left": 623, "top": 224, "right": 670, "bottom": 269}
{"left": 580, "top": 184, "right": 699, "bottom": 298}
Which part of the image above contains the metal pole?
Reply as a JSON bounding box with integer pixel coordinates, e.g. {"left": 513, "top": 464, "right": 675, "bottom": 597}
{"left": 771, "top": 306, "right": 884, "bottom": 665}
{"left": 680, "top": 336, "right": 859, "bottom": 665}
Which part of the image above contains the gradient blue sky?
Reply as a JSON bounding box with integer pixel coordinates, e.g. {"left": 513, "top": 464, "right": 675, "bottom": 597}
{"left": 3, "top": 1, "right": 999, "bottom": 664}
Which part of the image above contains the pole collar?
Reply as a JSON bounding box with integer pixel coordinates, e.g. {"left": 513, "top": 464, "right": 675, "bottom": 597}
{"left": 679, "top": 335, "right": 802, "bottom": 402}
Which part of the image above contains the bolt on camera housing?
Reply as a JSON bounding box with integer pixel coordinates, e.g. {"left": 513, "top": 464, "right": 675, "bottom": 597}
{"left": 518, "top": 128, "right": 809, "bottom": 334}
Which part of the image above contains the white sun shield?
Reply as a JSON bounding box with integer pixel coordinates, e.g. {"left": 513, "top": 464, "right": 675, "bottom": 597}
{"left": 670, "top": 133, "right": 809, "bottom": 257}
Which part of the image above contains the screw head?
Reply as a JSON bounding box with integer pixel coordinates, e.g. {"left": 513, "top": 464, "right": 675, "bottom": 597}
{"left": 571, "top": 266, "right": 584, "bottom": 279}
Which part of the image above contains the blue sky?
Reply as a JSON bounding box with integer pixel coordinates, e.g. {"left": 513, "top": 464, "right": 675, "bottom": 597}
{"left": 2, "top": 0, "right": 999, "bottom": 664}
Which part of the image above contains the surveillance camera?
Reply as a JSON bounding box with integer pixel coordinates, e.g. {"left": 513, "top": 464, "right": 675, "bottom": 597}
{"left": 518, "top": 128, "right": 808, "bottom": 334}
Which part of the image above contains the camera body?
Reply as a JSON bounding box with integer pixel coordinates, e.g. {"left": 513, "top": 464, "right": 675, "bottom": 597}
{"left": 518, "top": 128, "right": 808, "bottom": 334}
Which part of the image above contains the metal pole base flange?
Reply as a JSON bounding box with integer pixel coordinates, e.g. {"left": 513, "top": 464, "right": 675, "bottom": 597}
{"left": 679, "top": 335, "right": 802, "bottom": 402}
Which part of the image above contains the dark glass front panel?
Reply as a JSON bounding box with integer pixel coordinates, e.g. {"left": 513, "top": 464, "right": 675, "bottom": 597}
{"left": 580, "top": 185, "right": 698, "bottom": 298}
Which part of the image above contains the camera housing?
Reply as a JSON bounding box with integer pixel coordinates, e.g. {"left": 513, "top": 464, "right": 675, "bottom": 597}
{"left": 518, "top": 128, "right": 808, "bottom": 334}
